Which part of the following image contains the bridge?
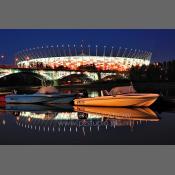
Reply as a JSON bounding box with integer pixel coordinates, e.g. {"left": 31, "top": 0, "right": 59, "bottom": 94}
{"left": 0, "top": 66, "right": 118, "bottom": 86}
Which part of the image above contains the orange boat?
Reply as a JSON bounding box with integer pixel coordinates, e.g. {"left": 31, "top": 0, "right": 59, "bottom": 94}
{"left": 74, "top": 85, "right": 159, "bottom": 107}
{"left": 74, "top": 93, "right": 159, "bottom": 107}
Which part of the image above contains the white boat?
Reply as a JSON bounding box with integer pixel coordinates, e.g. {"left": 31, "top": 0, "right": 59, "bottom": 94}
{"left": 5, "top": 86, "right": 77, "bottom": 104}
{"left": 74, "top": 85, "right": 159, "bottom": 107}
{"left": 5, "top": 93, "right": 54, "bottom": 104}
{"left": 46, "top": 94, "right": 76, "bottom": 104}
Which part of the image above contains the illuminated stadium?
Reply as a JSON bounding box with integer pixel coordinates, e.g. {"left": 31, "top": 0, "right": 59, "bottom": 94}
{"left": 15, "top": 44, "right": 152, "bottom": 71}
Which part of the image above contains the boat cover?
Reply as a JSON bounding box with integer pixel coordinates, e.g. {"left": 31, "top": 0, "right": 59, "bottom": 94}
{"left": 102, "top": 86, "right": 136, "bottom": 96}
{"left": 37, "top": 86, "right": 59, "bottom": 94}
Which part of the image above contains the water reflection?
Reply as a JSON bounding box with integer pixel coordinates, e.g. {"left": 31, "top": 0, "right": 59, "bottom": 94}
{"left": 1, "top": 104, "right": 160, "bottom": 134}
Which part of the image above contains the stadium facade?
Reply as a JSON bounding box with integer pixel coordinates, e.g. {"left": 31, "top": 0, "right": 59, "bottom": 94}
{"left": 15, "top": 45, "right": 152, "bottom": 71}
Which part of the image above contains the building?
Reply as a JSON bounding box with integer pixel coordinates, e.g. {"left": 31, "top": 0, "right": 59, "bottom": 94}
{"left": 15, "top": 45, "right": 152, "bottom": 72}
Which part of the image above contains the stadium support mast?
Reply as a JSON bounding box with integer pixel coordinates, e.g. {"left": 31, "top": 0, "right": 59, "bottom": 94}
{"left": 110, "top": 46, "right": 114, "bottom": 57}
{"left": 16, "top": 51, "right": 24, "bottom": 61}
{"left": 96, "top": 45, "right": 98, "bottom": 56}
{"left": 88, "top": 45, "right": 91, "bottom": 56}
{"left": 68, "top": 44, "right": 72, "bottom": 56}
{"left": 37, "top": 46, "right": 44, "bottom": 58}
{"left": 139, "top": 50, "right": 144, "bottom": 59}
{"left": 148, "top": 52, "right": 152, "bottom": 61}
{"left": 122, "top": 48, "right": 127, "bottom": 57}
{"left": 127, "top": 49, "right": 132, "bottom": 58}
{"left": 27, "top": 48, "right": 34, "bottom": 59}
{"left": 131, "top": 49, "right": 137, "bottom": 58}
{"left": 35, "top": 47, "right": 41, "bottom": 58}
{"left": 117, "top": 46, "right": 122, "bottom": 57}
{"left": 135, "top": 50, "right": 140, "bottom": 58}
{"left": 50, "top": 45, "right": 56, "bottom": 57}
{"left": 103, "top": 46, "right": 106, "bottom": 56}
{"left": 81, "top": 44, "right": 84, "bottom": 54}
{"left": 74, "top": 44, "right": 77, "bottom": 56}
{"left": 62, "top": 45, "right": 66, "bottom": 56}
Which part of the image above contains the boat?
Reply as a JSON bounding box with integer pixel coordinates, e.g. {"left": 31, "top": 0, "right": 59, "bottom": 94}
{"left": 46, "top": 93, "right": 77, "bottom": 104}
{"left": 1, "top": 86, "right": 78, "bottom": 104}
{"left": 74, "top": 106, "right": 159, "bottom": 121}
{"left": 5, "top": 93, "right": 55, "bottom": 104}
{"left": 74, "top": 93, "right": 159, "bottom": 107}
{"left": 74, "top": 86, "right": 159, "bottom": 107}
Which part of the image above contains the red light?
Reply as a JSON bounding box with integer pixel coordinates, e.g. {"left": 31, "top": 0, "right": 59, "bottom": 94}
{"left": 26, "top": 56, "right": 30, "bottom": 60}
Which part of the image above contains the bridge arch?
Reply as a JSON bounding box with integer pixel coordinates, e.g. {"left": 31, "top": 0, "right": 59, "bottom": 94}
{"left": 0, "top": 72, "right": 48, "bottom": 86}
{"left": 58, "top": 73, "right": 94, "bottom": 85}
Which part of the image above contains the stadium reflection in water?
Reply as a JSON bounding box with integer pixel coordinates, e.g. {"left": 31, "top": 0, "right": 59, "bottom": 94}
{"left": 3, "top": 103, "right": 175, "bottom": 144}
{"left": 9, "top": 105, "right": 160, "bottom": 135}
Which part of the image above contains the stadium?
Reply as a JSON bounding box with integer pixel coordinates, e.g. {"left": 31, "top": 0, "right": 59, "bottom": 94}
{"left": 15, "top": 44, "right": 152, "bottom": 72}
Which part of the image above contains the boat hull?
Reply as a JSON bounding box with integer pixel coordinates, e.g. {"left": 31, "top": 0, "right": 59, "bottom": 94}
{"left": 5, "top": 93, "right": 76, "bottom": 104}
{"left": 74, "top": 93, "right": 159, "bottom": 107}
{"left": 5, "top": 94, "right": 50, "bottom": 104}
{"left": 47, "top": 94, "right": 75, "bottom": 104}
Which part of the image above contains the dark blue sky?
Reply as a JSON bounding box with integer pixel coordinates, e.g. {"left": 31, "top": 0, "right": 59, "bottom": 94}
{"left": 0, "top": 29, "right": 175, "bottom": 64}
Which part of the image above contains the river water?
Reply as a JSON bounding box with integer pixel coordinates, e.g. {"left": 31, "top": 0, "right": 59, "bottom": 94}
{"left": 0, "top": 88, "right": 175, "bottom": 144}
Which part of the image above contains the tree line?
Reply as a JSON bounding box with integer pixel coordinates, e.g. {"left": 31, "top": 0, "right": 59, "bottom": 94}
{"left": 129, "top": 60, "right": 175, "bottom": 82}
